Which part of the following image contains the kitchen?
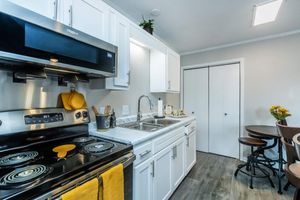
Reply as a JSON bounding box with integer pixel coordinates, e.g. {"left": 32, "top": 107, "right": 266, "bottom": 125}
{"left": 0, "top": 0, "right": 299, "bottom": 200}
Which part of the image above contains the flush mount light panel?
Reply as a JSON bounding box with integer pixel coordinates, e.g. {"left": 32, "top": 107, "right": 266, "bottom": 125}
{"left": 253, "top": 0, "right": 283, "bottom": 26}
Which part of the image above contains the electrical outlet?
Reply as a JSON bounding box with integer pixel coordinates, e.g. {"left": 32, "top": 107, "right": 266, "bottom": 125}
{"left": 99, "top": 107, "right": 105, "bottom": 114}
{"left": 122, "top": 105, "right": 130, "bottom": 116}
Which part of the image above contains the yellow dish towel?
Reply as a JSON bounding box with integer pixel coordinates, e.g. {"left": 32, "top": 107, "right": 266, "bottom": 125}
{"left": 61, "top": 178, "right": 99, "bottom": 200}
{"left": 101, "top": 164, "right": 124, "bottom": 200}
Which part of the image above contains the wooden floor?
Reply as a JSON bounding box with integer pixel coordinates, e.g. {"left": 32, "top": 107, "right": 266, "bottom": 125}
{"left": 170, "top": 152, "right": 294, "bottom": 200}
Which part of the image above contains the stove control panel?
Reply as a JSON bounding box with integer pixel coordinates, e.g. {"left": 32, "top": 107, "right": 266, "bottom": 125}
{"left": 24, "top": 113, "right": 64, "bottom": 125}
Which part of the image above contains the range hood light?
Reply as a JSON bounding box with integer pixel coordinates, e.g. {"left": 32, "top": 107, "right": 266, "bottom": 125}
{"left": 50, "top": 57, "right": 58, "bottom": 63}
{"left": 44, "top": 67, "right": 80, "bottom": 74}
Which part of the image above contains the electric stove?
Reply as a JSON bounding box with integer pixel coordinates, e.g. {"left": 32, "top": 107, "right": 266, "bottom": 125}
{"left": 0, "top": 108, "right": 134, "bottom": 200}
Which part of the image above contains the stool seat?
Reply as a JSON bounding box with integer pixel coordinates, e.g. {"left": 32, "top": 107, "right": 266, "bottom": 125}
{"left": 289, "top": 163, "right": 300, "bottom": 179}
{"left": 239, "top": 137, "right": 267, "bottom": 147}
{"left": 248, "top": 132, "right": 273, "bottom": 140}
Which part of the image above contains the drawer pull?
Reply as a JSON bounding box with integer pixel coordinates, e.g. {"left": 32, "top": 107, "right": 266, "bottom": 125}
{"left": 139, "top": 150, "right": 151, "bottom": 158}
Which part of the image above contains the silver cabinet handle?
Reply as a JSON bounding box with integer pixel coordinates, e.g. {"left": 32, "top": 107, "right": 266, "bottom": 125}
{"left": 127, "top": 71, "right": 130, "bottom": 85}
{"left": 53, "top": 0, "right": 58, "bottom": 20}
{"left": 151, "top": 161, "right": 155, "bottom": 177}
{"left": 139, "top": 150, "right": 151, "bottom": 158}
{"left": 172, "top": 146, "right": 177, "bottom": 159}
{"left": 68, "top": 5, "right": 73, "bottom": 27}
{"left": 187, "top": 136, "right": 190, "bottom": 147}
{"left": 168, "top": 80, "right": 171, "bottom": 90}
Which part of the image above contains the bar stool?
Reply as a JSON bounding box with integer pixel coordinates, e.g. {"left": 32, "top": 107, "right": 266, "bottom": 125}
{"left": 234, "top": 137, "right": 275, "bottom": 189}
{"left": 248, "top": 132, "right": 277, "bottom": 175}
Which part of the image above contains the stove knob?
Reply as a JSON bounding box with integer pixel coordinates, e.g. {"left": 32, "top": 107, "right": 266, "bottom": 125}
{"left": 82, "top": 111, "right": 88, "bottom": 118}
{"left": 75, "top": 112, "right": 82, "bottom": 119}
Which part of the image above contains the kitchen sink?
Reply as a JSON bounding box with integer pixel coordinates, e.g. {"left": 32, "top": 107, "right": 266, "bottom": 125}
{"left": 142, "top": 118, "right": 180, "bottom": 126}
{"left": 119, "top": 118, "right": 180, "bottom": 132}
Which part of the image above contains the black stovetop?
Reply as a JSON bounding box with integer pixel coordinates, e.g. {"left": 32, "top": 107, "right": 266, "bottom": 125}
{"left": 0, "top": 131, "right": 132, "bottom": 200}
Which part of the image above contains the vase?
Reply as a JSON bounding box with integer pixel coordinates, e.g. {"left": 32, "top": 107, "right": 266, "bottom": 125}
{"left": 278, "top": 119, "right": 287, "bottom": 126}
{"left": 143, "top": 27, "right": 153, "bottom": 35}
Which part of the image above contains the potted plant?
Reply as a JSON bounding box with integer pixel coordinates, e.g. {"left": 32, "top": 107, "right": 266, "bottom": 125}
{"left": 270, "top": 105, "right": 291, "bottom": 125}
{"left": 139, "top": 16, "right": 154, "bottom": 35}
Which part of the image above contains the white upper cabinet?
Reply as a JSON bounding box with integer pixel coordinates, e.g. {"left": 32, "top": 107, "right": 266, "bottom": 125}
{"left": 150, "top": 47, "right": 180, "bottom": 93}
{"left": 8, "top": 0, "right": 58, "bottom": 20}
{"left": 167, "top": 49, "right": 180, "bottom": 92}
{"left": 62, "top": 0, "right": 109, "bottom": 42}
{"left": 106, "top": 10, "right": 130, "bottom": 89}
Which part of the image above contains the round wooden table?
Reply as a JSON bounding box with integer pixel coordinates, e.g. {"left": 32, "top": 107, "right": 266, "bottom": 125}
{"left": 245, "top": 125, "right": 279, "bottom": 138}
{"left": 245, "top": 125, "right": 284, "bottom": 194}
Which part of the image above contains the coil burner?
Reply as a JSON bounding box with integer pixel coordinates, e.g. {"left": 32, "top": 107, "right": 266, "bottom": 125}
{"left": 0, "top": 165, "right": 50, "bottom": 188}
{"left": 84, "top": 142, "right": 114, "bottom": 153}
{"left": 72, "top": 137, "right": 95, "bottom": 143}
{"left": 0, "top": 151, "right": 39, "bottom": 167}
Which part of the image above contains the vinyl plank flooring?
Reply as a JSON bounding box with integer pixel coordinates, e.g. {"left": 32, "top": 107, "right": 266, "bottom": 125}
{"left": 170, "top": 152, "right": 294, "bottom": 200}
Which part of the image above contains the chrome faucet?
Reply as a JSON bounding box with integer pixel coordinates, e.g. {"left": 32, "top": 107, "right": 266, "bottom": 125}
{"left": 137, "top": 95, "right": 153, "bottom": 122}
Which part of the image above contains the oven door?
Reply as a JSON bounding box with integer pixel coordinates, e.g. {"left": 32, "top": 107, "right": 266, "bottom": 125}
{"left": 34, "top": 152, "right": 135, "bottom": 200}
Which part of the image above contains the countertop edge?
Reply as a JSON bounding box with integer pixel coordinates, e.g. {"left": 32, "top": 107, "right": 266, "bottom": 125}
{"left": 89, "top": 116, "right": 196, "bottom": 146}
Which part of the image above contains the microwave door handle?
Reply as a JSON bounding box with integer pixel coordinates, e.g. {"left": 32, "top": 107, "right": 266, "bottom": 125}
{"left": 53, "top": 0, "right": 58, "bottom": 20}
{"left": 69, "top": 5, "right": 73, "bottom": 27}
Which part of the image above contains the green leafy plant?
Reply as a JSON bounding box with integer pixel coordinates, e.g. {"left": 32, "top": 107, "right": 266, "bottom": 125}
{"left": 139, "top": 16, "right": 154, "bottom": 33}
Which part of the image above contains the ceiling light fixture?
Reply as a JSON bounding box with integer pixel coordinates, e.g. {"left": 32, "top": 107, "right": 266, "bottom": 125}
{"left": 150, "top": 9, "right": 160, "bottom": 17}
{"left": 253, "top": 0, "right": 283, "bottom": 26}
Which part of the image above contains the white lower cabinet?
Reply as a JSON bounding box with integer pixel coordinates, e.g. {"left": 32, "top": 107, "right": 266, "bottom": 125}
{"left": 185, "top": 130, "right": 197, "bottom": 173}
{"left": 153, "top": 147, "right": 173, "bottom": 200}
{"left": 133, "top": 158, "right": 153, "bottom": 200}
{"left": 133, "top": 121, "right": 196, "bottom": 200}
{"left": 171, "top": 138, "right": 185, "bottom": 190}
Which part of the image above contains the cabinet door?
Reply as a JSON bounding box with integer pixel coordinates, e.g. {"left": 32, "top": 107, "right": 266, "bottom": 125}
{"left": 106, "top": 11, "right": 130, "bottom": 89}
{"left": 113, "top": 14, "right": 130, "bottom": 87}
{"left": 133, "top": 158, "right": 153, "bottom": 200}
{"left": 185, "top": 131, "right": 197, "bottom": 173}
{"left": 183, "top": 68, "right": 209, "bottom": 152}
{"left": 167, "top": 49, "right": 180, "bottom": 92}
{"left": 68, "top": 0, "right": 108, "bottom": 41}
{"left": 171, "top": 138, "right": 185, "bottom": 190}
{"left": 8, "top": 0, "right": 57, "bottom": 20}
{"left": 153, "top": 147, "right": 172, "bottom": 200}
{"left": 209, "top": 64, "right": 240, "bottom": 159}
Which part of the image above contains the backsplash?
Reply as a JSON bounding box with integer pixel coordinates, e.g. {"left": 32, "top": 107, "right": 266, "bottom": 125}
{"left": 0, "top": 43, "right": 180, "bottom": 118}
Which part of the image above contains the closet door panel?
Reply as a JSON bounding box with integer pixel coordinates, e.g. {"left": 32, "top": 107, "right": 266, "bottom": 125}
{"left": 183, "top": 68, "right": 209, "bottom": 152}
{"left": 209, "top": 64, "right": 240, "bottom": 158}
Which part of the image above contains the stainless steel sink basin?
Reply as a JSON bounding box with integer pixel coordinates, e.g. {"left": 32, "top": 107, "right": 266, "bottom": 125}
{"left": 142, "top": 118, "right": 180, "bottom": 126}
{"left": 119, "top": 122, "right": 164, "bottom": 132}
{"left": 119, "top": 118, "right": 180, "bottom": 132}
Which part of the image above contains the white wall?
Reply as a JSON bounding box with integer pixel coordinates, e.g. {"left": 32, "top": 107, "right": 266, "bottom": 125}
{"left": 181, "top": 33, "right": 300, "bottom": 126}
{"left": 87, "top": 43, "right": 170, "bottom": 118}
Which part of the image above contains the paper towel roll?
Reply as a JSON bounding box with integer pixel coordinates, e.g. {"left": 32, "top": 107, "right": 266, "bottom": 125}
{"left": 157, "top": 98, "right": 164, "bottom": 117}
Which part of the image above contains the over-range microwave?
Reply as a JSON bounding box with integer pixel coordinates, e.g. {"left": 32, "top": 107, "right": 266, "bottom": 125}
{"left": 0, "top": 1, "right": 118, "bottom": 77}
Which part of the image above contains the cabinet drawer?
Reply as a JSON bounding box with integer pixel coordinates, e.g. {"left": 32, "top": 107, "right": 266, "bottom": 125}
{"left": 153, "top": 127, "right": 184, "bottom": 154}
{"left": 133, "top": 141, "right": 153, "bottom": 166}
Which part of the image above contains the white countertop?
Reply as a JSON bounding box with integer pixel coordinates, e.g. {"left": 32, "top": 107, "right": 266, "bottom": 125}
{"left": 89, "top": 116, "right": 196, "bottom": 146}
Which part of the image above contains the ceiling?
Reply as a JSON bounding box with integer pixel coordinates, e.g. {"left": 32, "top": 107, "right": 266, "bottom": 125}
{"left": 104, "top": 0, "right": 300, "bottom": 54}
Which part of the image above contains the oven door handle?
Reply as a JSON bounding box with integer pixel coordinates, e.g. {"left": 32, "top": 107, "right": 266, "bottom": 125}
{"left": 34, "top": 152, "right": 135, "bottom": 200}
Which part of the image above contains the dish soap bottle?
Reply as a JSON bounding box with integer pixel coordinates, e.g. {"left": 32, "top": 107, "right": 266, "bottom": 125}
{"left": 110, "top": 109, "right": 116, "bottom": 128}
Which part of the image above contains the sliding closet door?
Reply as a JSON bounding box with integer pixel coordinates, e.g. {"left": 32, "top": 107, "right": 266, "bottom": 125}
{"left": 209, "top": 64, "right": 240, "bottom": 158}
{"left": 183, "top": 68, "right": 209, "bottom": 152}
